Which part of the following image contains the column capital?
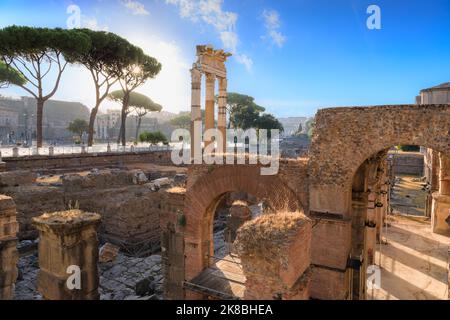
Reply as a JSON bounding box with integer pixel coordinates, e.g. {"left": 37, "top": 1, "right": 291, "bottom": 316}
{"left": 218, "top": 77, "right": 227, "bottom": 89}
{"left": 191, "top": 68, "right": 202, "bottom": 83}
{"left": 205, "top": 72, "right": 216, "bottom": 83}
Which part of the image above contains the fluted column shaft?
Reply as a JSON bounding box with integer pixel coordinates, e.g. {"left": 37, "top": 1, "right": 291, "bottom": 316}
{"left": 204, "top": 73, "right": 216, "bottom": 149}
{"left": 217, "top": 77, "right": 227, "bottom": 154}
{"left": 190, "top": 68, "right": 202, "bottom": 158}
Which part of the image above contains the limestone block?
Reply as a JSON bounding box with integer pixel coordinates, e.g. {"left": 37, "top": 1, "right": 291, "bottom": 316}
{"left": 152, "top": 177, "right": 171, "bottom": 188}
{"left": 309, "top": 185, "right": 351, "bottom": 217}
{"left": 310, "top": 266, "right": 350, "bottom": 300}
{"left": 132, "top": 170, "right": 148, "bottom": 185}
{"left": 311, "top": 218, "right": 352, "bottom": 270}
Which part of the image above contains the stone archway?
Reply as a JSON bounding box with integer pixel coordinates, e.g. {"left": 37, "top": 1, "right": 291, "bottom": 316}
{"left": 309, "top": 104, "right": 450, "bottom": 216}
{"left": 308, "top": 104, "right": 450, "bottom": 299}
{"left": 183, "top": 164, "right": 303, "bottom": 285}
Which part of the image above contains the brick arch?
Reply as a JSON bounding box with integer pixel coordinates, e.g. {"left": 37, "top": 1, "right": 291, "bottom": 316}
{"left": 183, "top": 164, "right": 303, "bottom": 282}
{"left": 308, "top": 104, "right": 450, "bottom": 216}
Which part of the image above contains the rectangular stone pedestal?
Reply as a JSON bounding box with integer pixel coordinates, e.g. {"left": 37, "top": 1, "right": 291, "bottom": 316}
{"left": 0, "top": 195, "right": 19, "bottom": 300}
{"left": 32, "top": 210, "right": 101, "bottom": 300}
{"left": 235, "top": 212, "right": 312, "bottom": 300}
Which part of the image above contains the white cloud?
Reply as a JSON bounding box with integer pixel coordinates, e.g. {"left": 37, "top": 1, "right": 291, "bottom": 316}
{"left": 262, "top": 9, "right": 286, "bottom": 48}
{"left": 120, "top": 0, "right": 150, "bottom": 16}
{"left": 81, "top": 16, "right": 109, "bottom": 31}
{"left": 235, "top": 54, "right": 253, "bottom": 72}
{"left": 166, "top": 0, "right": 253, "bottom": 71}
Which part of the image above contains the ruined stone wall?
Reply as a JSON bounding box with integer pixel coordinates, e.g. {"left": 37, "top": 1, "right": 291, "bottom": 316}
{"left": 3, "top": 150, "right": 173, "bottom": 171}
{"left": 235, "top": 212, "right": 312, "bottom": 300}
{"left": 310, "top": 105, "right": 450, "bottom": 190}
{"left": 0, "top": 169, "right": 182, "bottom": 255}
{"left": 392, "top": 152, "right": 424, "bottom": 175}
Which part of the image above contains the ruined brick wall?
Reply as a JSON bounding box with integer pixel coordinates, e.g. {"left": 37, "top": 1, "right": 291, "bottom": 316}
{"left": 186, "top": 160, "right": 309, "bottom": 212}
{"left": 309, "top": 104, "right": 450, "bottom": 190}
{"left": 3, "top": 150, "right": 173, "bottom": 171}
{"left": 1, "top": 169, "right": 179, "bottom": 254}
{"left": 235, "top": 212, "right": 312, "bottom": 300}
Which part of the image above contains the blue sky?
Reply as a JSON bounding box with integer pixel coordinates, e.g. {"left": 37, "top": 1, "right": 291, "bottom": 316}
{"left": 1, "top": 0, "right": 450, "bottom": 117}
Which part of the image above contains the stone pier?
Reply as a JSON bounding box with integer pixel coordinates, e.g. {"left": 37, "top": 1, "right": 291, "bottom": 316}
{"left": 235, "top": 212, "right": 312, "bottom": 300}
{"left": 431, "top": 153, "right": 450, "bottom": 235}
{"left": 160, "top": 187, "right": 186, "bottom": 300}
{"left": 32, "top": 210, "right": 101, "bottom": 300}
{"left": 0, "top": 195, "right": 19, "bottom": 300}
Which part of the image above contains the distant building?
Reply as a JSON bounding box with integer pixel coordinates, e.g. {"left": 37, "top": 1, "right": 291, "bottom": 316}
{"left": 0, "top": 96, "right": 89, "bottom": 144}
{"left": 278, "top": 116, "right": 309, "bottom": 137}
{"left": 417, "top": 82, "right": 450, "bottom": 104}
{"left": 94, "top": 109, "right": 159, "bottom": 142}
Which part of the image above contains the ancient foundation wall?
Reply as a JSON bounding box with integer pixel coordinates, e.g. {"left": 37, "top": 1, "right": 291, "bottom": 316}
{"left": 3, "top": 150, "right": 173, "bottom": 171}
{"left": 0, "top": 169, "right": 183, "bottom": 255}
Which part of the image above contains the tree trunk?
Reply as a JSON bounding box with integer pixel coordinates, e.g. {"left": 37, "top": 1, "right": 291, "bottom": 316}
{"left": 36, "top": 99, "right": 44, "bottom": 148}
{"left": 121, "top": 112, "right": 127, "bottom": 146}
{"left": 117, "top": 125, "right": 122, "bottom": 145}
{"left": 120, "top": 92, "right": 130, "bottom": 146}
{"left": 87, "top": 105, "right": 99, "bottom": 147}
{"left": 135, "top": 117, "right": 142, "bottom": 142}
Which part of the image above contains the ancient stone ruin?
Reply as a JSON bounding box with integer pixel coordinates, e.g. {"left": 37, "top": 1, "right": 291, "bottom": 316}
{"left": 0, "top": 45, "right": 449, "bottom": 301}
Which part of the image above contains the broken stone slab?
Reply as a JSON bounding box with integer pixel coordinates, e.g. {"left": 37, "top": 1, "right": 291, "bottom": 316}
{"left": 99, "top": 243, "right": 120, "bottom": 263}
{"left": 151, "top": 177, "right": 171, "bottom": 188}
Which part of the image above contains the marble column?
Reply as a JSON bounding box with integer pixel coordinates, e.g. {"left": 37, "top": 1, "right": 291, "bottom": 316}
{"left": 217, "top": 77, "right": 227, "bottom": 154}
{"left": 190, "top": 68, "right": 202, "bottom": 158}
{"left": 0, "top": 195, "right": 19, "bottom": 300}
{"left": 204, "top": 73, "right": 216, "bottom": 149}
{"left": 431, "top": 153, "right": 450, "bottom": 235}
{"left": 32, "top": 210, "right": 101, "bottom": 300}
